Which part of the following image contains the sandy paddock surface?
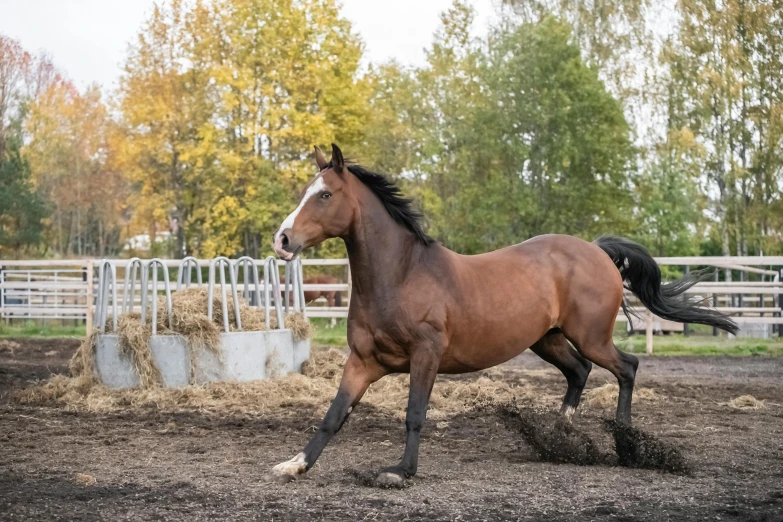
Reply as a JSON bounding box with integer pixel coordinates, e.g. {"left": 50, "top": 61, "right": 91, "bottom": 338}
{"left": 1, "top": 337, "right": 782, "bottom": 521}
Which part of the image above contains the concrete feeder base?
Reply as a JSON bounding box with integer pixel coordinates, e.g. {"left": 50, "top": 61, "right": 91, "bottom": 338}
{"left": 94, "top": 330, "right": 310, "bottom": 389}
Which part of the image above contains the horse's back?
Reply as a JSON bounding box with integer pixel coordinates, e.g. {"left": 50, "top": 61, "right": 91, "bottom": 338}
{"left": 435, "top": 234, "right": 622, "bottom": 372}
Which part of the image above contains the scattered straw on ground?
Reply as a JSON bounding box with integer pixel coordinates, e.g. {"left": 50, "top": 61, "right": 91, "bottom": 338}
{"left": 74, "top": 473, "right": 96, "bottom": 486}
{"left": 727, "top": 395, "right": 767, "bottom": 410}
{"left": 0, "top": 340, "right": 21, "bottom": 354}
{"left": 583, "top": 383, "right": 661, "bottom": 409}
{"left": 11, "top": 348, "right": 550, "bottom": 417}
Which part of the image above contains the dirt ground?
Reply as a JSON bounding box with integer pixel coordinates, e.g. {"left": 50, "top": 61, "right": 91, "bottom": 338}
{"left": 1, "top": 338, "right": 782, "bottom": 521}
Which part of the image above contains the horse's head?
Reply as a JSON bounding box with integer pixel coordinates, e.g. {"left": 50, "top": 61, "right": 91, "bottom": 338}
{"left": 273, "top": 144, "right": 355, "bottom": 260}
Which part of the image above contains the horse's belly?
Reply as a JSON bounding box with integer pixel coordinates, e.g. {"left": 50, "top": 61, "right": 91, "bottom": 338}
{"left": 439, "top": 307, "right": 553, "bottom": 373}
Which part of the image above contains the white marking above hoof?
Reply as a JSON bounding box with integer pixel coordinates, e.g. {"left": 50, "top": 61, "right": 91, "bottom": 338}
{"left": 563, "top": 405, "right": 576, "bottom": 422}
{"left": 375, "top": 471, "right": 405, "bottom": 488}
{"left": 271, "top": 452, "right": 307, "bottom": 482}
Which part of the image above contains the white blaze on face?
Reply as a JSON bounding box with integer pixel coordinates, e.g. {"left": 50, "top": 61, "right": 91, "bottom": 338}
{"left": 273, "top": 176, "right": 327, "bottom": 259}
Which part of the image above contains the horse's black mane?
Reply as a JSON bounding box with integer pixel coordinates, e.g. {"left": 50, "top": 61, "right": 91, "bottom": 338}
{"left": 323, "top": 161, "right": 434, "bottom": 246}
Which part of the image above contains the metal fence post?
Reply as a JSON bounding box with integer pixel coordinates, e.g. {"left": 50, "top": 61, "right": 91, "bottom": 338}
{"left": 646, "top": 310, "right": 654, "bottom": 355}
{"left": 683, "top": 265, "right": 690, "bottom": 337}
{"left": 779, "top": 269, "right": 783, "bottom": 338}
{"left": 713, "top": 270, "right": 718, "bottom": 337}
{"left": 85, "top": 260, "right": 94, "bottom": 332}
{"left": 0, "top": 265, "right": 5, "bottom": 323}
{"left": 346, "top": 264, "right": 352, "bottom": 309}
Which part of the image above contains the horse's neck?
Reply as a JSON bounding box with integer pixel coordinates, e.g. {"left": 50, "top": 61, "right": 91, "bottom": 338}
{"left": 343, "top": 205, "right": 426, "bottom": 300}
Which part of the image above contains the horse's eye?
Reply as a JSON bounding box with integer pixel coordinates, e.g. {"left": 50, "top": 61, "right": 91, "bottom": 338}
{"left": 321, "top": 192, "right": 332, "bottom": 200}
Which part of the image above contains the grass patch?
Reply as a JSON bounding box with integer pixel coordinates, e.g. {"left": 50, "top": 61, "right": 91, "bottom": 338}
{"left": 310, "top": 317, "right": 347, "bottom": 346}
{"left": 4, "top": 317, "right": 781, "bottom": 357}
{"left": 614, "top": 335, "right": 783, "bottom": 356}
{"left": 0, "top": 321, "right": 86, "bottom": 338}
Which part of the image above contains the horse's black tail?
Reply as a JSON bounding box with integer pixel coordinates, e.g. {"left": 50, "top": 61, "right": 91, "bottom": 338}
{"left": 595, "top": 236, "right": 739, "bottom": 335}
{"left": 335, "top": 290, "right": 342, "bottom": 308}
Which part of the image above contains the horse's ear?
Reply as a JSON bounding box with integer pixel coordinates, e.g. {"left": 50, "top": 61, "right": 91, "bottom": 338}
{"left": 331, "top": 143, "right": 344, "bottom": 173}
{"left": 314, "top": 145, "right": 328, "bottom": 172}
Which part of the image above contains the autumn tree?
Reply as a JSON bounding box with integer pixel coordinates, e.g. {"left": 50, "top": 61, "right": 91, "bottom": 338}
{"left": 25, "top": 80, "right": 128, "bottom": 256}
{"left": 119, "top": 0, "right": 370, "bottom": 258}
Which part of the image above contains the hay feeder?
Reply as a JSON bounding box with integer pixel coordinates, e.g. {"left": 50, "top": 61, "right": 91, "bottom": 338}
{"left": 93, "top": 256, "right": 310, "bottom": 388}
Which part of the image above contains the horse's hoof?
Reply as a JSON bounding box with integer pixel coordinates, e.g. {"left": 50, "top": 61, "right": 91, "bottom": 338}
{"left": 375, "top": 471, "right": 405, "bottom": 488}
{"left": 270, "top": 452, "right": 307, "bottom": 483}
{"left": 267, "top": 471, "right": 297, "bottom": 484}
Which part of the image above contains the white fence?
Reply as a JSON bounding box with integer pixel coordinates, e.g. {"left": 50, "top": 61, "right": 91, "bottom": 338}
{"left": 0, "top": 258, "right": 349, "bottom": 328}
{"left": 2, "top": 257, "right": 782, "bottom": 348}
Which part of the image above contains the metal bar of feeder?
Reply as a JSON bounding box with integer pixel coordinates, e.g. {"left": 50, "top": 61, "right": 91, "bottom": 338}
{"left": 147, "top": 259, "right": 172, "bottom": 335}
{"left": 283, "top": 261, "right": 291, "bottom": 314}
{"left": 96, "top": 260, "right": 118, "bottom": 333}
{"left": 122, "top": 258, "right": 142, "bottom": 313}
{"left": 177, "top": 256, "right": 202, "bottom": 290}
{"left": 234, "top": 256, "right": 260, "bottom": 307}
{"left": 266, "top": 257, "right": 284, "bottom": 329}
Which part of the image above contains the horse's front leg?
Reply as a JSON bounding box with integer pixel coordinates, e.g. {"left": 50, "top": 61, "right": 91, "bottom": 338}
{"left": 376, "top": 339, "right": 441, "bottom": 486}
{"left": 270, "top": 353, "right": 381, "bottom": 482}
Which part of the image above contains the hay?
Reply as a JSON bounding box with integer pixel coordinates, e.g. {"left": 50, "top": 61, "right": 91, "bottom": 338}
{"left": 0, "top": 339, "right": 21, "bottom": 354}
{"left": 68, "top": 331, "right": 99, "bottom": 386}
{"left": 584, "top": 383, "right": 661, "bottom": 409}
{"left": 12, "top": 348, "right": 550, "bottom": 417}
{"left": 301, "top": 348, "right": 346, "bottom": 380}
{"left": 282, "top": 313, "right": 314, "bottom": 342}
{"left": 117, "top": 313, "right": 162, "bottom": 388}
{"left": 728, "top": 395, "right": 766, "bottom": 410}
{"left": 161, "top": 287, "right": 312, "bottom": 340}
{"left": 75, "top": 288, "right": 313, "bottom": 390}
{"left": 74, "top": 473, "right": 96, "bottom": 486}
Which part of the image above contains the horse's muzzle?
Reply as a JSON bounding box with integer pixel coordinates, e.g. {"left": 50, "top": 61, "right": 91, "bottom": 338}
{"left": 273, "top": 231, "right": 300, "bottom": 261}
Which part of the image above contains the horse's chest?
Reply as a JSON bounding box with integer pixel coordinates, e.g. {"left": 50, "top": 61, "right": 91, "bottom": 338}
{"left": 354, "top": 314, "right": 413, "bottom": 363}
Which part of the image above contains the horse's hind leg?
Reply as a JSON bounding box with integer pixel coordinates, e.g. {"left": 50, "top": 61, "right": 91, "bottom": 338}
{"left": 530, "top": 330, "right": 592, "bottom": 421}
{"left": 563, "top": 325, "right": 639, "bottom": 425}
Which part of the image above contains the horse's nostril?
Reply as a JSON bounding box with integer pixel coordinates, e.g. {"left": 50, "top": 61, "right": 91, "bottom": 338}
{"left": 281, "top": 233, "right": 289, "bottom": 248}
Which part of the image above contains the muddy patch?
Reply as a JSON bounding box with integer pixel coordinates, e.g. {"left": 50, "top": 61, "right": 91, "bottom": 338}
{"left": 605, "top": 420, "right": 690, "bottom": 473}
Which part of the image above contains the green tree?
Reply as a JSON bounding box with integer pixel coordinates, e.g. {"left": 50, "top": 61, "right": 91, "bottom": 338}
{"left": 405, "top": 6, "right": 635, "bottom": 253}
{"left": 662, "top": 0, "right": 783, "bottom": 258}
{"left": 118, "top": 0, "right": 370, "bottom": 258}
{"left": 633, "top": 128, "right": 705, "bottom": 256}
{"left": 0, "top": 116, "right": 47, "bottom": 255}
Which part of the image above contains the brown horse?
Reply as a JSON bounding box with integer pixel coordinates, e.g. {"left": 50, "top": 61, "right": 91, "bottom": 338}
{"left": 299, "top": 275, "right": 342, "bottom": 327}
{"left": 270, "top": 144, "right": 738, "bottom": 486}
{"left": 302, "top": 275, "right": 343, "bottom": 307}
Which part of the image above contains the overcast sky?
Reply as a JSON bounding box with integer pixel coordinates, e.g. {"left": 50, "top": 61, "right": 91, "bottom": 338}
{"left": 0, "top": 0, "right": 496, "bottom": 90}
